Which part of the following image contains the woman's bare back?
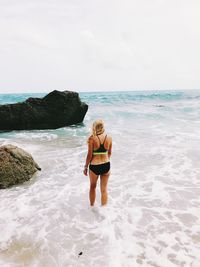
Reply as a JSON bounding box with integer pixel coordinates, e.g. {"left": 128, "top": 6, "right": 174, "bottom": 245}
{"left": 90, "top": 134, "right": 112, "bottom": 164}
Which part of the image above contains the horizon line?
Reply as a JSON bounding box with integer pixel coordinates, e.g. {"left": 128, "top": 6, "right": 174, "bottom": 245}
{"left": 0, "top": 88, "right": 200, "bottom": 95}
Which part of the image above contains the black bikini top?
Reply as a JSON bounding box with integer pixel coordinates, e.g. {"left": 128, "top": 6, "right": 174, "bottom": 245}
{"left": 93, "top": 135, "right": 108, "bottom": 155}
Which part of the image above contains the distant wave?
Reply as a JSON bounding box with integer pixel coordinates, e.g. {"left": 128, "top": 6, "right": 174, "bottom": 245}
{"left": 79, "top": 90, "right": 200, "bottom": 104}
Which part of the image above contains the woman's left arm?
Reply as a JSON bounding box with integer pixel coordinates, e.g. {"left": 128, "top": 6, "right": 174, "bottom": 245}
{"left": 83, "top": 136, "right": 93, "bottom": 176}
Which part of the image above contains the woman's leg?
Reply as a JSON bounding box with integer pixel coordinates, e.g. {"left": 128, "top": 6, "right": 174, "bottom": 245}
{"left": 100, "top": 171, "right": 110, "bottom": 206}
{"left": 89, "top": 169, "right": 98, "bottom": 206}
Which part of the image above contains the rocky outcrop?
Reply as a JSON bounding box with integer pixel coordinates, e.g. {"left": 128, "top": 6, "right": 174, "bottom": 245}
{"left": 0, "top": 90, "right": 88, "bottom": 130}
{"left": 0, "top": 145, "right": 41, "bottom": 189}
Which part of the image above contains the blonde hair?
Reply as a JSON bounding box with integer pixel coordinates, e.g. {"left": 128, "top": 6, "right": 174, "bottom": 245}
{"left": 92, "top": 119, "right": 105, "bottom": 136}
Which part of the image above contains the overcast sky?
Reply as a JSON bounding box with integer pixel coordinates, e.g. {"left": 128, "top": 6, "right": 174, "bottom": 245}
{"left": 0, "top": 0, "right": 200, "bottom": 93}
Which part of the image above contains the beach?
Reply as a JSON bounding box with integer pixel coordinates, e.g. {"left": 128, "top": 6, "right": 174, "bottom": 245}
{"left": 0, "top": 90, "right": 200, "bottom": 267}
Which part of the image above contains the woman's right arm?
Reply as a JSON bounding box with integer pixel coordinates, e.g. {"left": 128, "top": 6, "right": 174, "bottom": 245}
{"left": 108, "top": 137, "right": 112, "bottom": 159}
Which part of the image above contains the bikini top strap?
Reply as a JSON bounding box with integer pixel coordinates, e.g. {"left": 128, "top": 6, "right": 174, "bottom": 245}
{"left": 97, "top": 135, "right": 101, "bottom": 144}
{"left": 103, "top": 134, "right": 107, "bottom": 145}
{"left": 97, "top": 134, "right": 107, "bottom": 145}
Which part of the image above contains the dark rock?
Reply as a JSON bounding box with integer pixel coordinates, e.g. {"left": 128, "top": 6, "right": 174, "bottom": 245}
{"left": 0, "top": 145, "right": 41, "bottom": 189}
{"left": 0, "top": 90, "right": 88, "bottom": 130}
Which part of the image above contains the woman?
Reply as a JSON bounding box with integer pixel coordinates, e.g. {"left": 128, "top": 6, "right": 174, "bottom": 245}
{"left": 83, "top": 119, "right": 112, "bottom": 206}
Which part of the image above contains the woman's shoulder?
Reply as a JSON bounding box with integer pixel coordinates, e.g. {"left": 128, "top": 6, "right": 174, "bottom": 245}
{"left": 105, "top": 134, "right": 112, "bottom": 142}
{"left": 87, "top": 135, "right": 94, "bottom": 142}
{"left": 87, "top": 133, "right": 112, "bottom": 142}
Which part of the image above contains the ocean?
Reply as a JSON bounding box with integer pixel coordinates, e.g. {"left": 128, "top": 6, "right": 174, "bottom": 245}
{"left": 0, "top": 90, "right": 200, "bottom": 267}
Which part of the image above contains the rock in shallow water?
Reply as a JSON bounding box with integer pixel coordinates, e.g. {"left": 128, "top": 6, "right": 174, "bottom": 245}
{"left": 0, "top": 90, "right": 88, "bottom": 130}
{"left": 0, "top": 145, "right": 41, "bottom": 189}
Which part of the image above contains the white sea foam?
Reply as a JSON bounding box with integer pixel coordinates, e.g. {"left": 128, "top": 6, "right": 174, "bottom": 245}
{"left": 0, "top": 91, "right": 200, "bottom": 266}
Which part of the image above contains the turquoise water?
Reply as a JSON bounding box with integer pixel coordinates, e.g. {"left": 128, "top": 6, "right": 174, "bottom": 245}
{"left": 1, "top": 90, "right": 200, "bottom": 105}
{"left": 0, "top": 90, "right": 200, "bottom": 267}
{"left": 1, "top": 89, "right": 200, "bottom": 125}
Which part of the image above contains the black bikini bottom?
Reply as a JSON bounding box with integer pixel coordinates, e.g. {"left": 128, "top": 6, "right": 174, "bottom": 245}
{"left": 89, "top": 162, "right": 110, "bottom": 175}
